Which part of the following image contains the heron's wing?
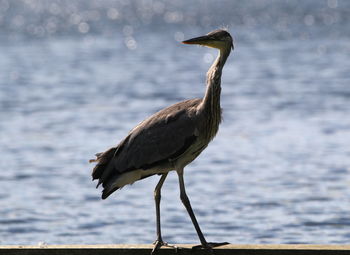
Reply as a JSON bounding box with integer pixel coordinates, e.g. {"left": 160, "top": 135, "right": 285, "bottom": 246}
{"left": 115, "top": 98, "right": 201, "bottom": 172}
{"left": 92, "top": 98, "right": 202, "bottom": 189}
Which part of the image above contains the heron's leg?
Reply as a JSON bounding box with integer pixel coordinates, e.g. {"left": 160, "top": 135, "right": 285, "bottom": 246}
{"left": 176, "top": 168, "right": 208, "bottom": 246}
{"left": 177, "top": 169, "right": 229, "bottom": 250}
{"left": 152, "top": 173, "right": 168, "bottom": 254}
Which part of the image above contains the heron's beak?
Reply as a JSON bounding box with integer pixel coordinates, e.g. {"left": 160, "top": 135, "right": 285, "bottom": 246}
{"left": 182, "top": 35, "right": 213, "bottom": 46}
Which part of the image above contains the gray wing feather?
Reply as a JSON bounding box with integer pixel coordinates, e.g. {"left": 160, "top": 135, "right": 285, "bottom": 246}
{"left": 114, "top": 98, "right": 201, "bottom": 172}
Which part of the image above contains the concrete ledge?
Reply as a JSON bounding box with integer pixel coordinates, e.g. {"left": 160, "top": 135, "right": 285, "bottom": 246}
{"left": 1, "top": 244, "right": 350, "bottom": 255}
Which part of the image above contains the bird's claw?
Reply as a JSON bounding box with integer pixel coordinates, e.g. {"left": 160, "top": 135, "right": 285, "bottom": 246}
{"left": 151, "top": 240, "right": 179, "bottom": 255}
{"left": 151, "top": 240, "right": 164, "bottom": 255}
{"left": 192, "top": 242, "right": 230, "bottom": 250}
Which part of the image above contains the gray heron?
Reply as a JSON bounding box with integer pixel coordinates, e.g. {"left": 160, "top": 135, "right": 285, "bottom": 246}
{"left": 90, "top": 29, "right": 233, "bottom": 253}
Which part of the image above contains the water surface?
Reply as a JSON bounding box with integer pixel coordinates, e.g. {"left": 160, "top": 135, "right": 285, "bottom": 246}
{"left": 1, "top": 0, "right": 350, "bottom": 246}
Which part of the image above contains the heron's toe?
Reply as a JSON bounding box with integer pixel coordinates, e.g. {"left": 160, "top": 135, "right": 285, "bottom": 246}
{"left": 152, "top": 240, "right": 179, "bottom": 255}
{"left": 192, "top": 242, "right": 230, "bottom": 250}
{"left": 151, "top": 240, "right": 169, "bottom": 255}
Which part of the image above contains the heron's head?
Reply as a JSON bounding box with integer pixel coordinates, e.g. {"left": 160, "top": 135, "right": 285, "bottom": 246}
{"left": 182, "top": 29, "right": 234, "bottom": 51}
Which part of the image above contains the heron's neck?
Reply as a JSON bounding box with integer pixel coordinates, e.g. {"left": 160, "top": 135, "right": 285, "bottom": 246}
{"left": 199, "top": 46, "right": 230, "bottom": 118}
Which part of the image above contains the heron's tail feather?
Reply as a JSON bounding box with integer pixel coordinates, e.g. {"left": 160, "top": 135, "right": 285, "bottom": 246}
{"left": 90, "top": 147, "right": 118, "bottom": 184}
{"left": 89, "top": 152, "right": 103, "bottom": 163}
{"left": 102, "top": 170, "right": 143, "bottom": 199}
{"left": 102, "top": 185, "right": 119, "bottom": 199}
{"left": 90, "top": 135, "right": 132, "bottom": 199}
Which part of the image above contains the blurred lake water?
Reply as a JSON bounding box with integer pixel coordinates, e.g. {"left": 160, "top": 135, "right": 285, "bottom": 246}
{"left": 1, "top": 0, "right": 350, "bottom": 245}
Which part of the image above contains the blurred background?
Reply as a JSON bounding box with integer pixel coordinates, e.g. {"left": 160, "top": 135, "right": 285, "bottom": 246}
{"left": 1, "top": 0, "right": 350, "bottom": 246}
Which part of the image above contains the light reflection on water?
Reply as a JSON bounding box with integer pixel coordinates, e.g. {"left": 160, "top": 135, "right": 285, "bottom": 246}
{"left": 1, "top": 0, "right": 350, "bottom": 246}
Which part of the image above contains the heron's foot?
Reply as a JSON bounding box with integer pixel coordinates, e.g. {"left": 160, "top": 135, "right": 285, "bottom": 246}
{"left": 192, "top": 242, "right": 230, "bottom": 250}
{"left": 151, "top": 240, "right": 179, "bottom": 255}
